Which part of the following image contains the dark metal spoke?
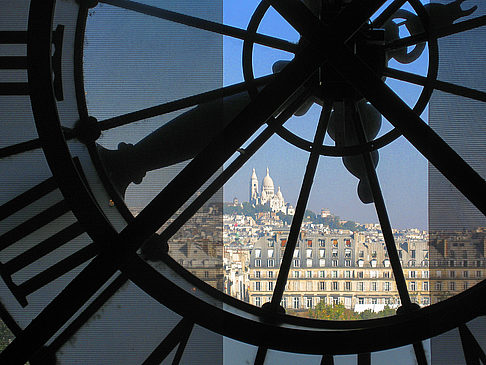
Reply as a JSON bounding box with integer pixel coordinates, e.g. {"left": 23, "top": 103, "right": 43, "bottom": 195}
{"left": 350, "top": 100, "right": 411, "bottom": 307}
{"left": 385, "top": 15, "right": 486, "bottom": 50}
{"left": 372, "top": 0, "right": 407, "bottom": 28}
{"left": 99, "top": 0, "right": 297, "bottom": 53}
{"left": 156, "top": 91, "right": 309, "bottom": 245}
{"left": 141, "top": 318, "right": 194, "bottom": 365}
{"left": 328, "top": 45, "right": 486, "bottom": 217}
{"left": 384, "top": 67, "right": 486, "bottom": 103}
{"left": 271, "top": 101, "right": 331, "bottom": 308}
{"left": 45, "top": 273, "right": 128, "bottom": 353}
{"left": 413, "top": 342, "right": 429, "bottom": 365}
{"left": 97, "top": 75, "right": 274, "bottom": 131}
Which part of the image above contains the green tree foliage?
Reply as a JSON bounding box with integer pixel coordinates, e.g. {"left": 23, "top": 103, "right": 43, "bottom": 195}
{"left": 0, "top": 319, "right": 14, "bottom": 351}
{"left": 308, "top": 302, "right": 396, "bottom": 320}
{"left": 308, "top": 302, "right": 358, "bottom": 320}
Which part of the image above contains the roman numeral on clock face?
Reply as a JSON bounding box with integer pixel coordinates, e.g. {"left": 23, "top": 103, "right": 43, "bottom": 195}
{"left": 0, "top": 25, "right": 64, "bottom": 100}
{"left": 0, "top": 170, "right": 97, "bottom": 307}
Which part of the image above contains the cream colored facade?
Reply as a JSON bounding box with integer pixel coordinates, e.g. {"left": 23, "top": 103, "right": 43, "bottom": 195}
{"left": 247, "top": 229, "right": 486, "bottom": 312}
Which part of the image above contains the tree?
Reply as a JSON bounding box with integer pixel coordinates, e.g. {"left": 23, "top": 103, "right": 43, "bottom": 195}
{"left": 308, "top": 302, "right": 359, "bottom": 320}
{"left": 0, "top": 319, "right": 14, "bottom": 351}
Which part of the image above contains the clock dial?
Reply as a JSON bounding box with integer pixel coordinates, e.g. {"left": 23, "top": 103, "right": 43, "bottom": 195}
{"left": 1, "top": 0, "right": 486, "bottom": 364}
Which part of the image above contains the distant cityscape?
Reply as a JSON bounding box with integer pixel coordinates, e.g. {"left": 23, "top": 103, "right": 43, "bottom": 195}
{"left": 139, "top": 168, "right": 486, "bottom": 319}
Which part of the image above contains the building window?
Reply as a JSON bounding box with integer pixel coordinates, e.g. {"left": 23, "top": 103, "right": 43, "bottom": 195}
{"left": 422, "top": 271, "right": 429, "bottom": 279}
{"left": 409, "top": 271, "right": 416, "bottom": 278}
{"left": 332, "top": 239, "right": 338, "bottom": 248}
{"left": 306, "top": 271, "right": 312, "bottom": 278}
{"left": 307, "top": 240, "right": 313, "bottom": 247}
{"left": 255, "top": 271, "right": 261, "bottom": 278}
{"left": 359, "top": 250, "right": 364, "bottom": 258}
{"left": 358, "top": 282, "right": 364, "bottom": 291}
{"left": 255, "top": 259, "right": 261, "bottom": 267}
{"left": 333, "top": 297, "right": 339, "bottom": 305}
{"left": 332, "top": 259, "right": 338, "bottom": 267}
{"left": 293, "top": 297, "right": 300, "bottom": 309}
{"left": 345, "top": 282, "right": 351, "bottom": 291}
{"left": 383, "top": 282, "right": 391, "bottom": 291}
{"left": 319, "top": 249, "right": 325, "bottom": 258}
{"left": 255, "top": 282, "right": 261, "bottom": 291}
{"left": 371, "top": 282, "right": 377, "bottom": 291}
{"left": 319, "top": 270, "right": 325, "bottom": 278}
{"left": 371, "top": 298, "right": 378, "bottom": 304}
{"left": 293, "top": 250, "right": 300, "bottom": 258}
{"left": 383, "top": 271, "right": 390, "bottom": 278}
{"left": 268, "top": 271, "right": 274, "bottom": 278}
{"left": 319, "top": 282, "right": 326, "bottom": 291}
{"left": 293, "top": 259, "right": 300, "bottom": 267}
{"left": 463, "top": 281, "right": 468, "bottom": 290}
{"left": 410, "top": 281, "right": 416, "bottom": 291}
{"left": 268, "top": 259, "right": 275, "bottom": 267}
{"left": 268, "top": 281, "right": 274, "bottom": 291}
{"left": 319, "top": 239, "right": 325, "bottom": 247}
{"left": 332, "top": 249, "right": 338, "bottom": 258}
{"left": 449, "top": 282, "right": 455, "bottom": 291}
{"left": 357, "top": 271, "right": 364, "bottom": 278}
{"left": 332, "top": 282, "right": 339, "bottom": 291}
{"left": 422, "top": 297, "right": 430, "bottom": 306}
{"left": 268, "top": 249, "right": 274, "bottom": 258}
{"left": 345, "top": 260, "right": 351, "bottom": 267}
{"left": 255, "top": 249, "right": 261, "bottom": 258}
{"left": 268, "top": 240, "right": 274, "bottom": 247}
{"left": 319, "top": 259, "right": 326, "bottom": 267}
{"left": 476, "top": 270, "right": 482, "bottom": 278}
{"left": 423, "top": 281, "right": 429, "bottom": 291}
{"left": 370, "top": 270, "right": 377, "bottom": 278}
{"left": 344, "top": 249, "right": 352, "bottom": 258}
{"left": 345, "top": 239, "right": 351, "bottom": 247}
{"left": 255, "top": 297, "right": 261, "bottom": 306}
{"left": 358, "top": 297, "right": 365, "bottom": 304}
{"left": 306, "top": 259, "right": 313, "bottom": 267}
{"left": 384, "top": 259, "right": 390, "bottom": 267}
{"left": 292, "top": 271, "right": 300, "bottom": 278}
{"left": 306, "top": 297, "right": 313, "bottom": 308}
{"left": 463, "top": 271, "right": 469, "bottom": 278}
{"left": 436, "top": 270, "right": 441, "bottom": 278}
{"left": 358, "top": 259, "right": 364, "bottom": 268}
{"left": 435, "top": 282, "right": 442, "bottom": 291}
{"left": 345, "top": 270, "right": 351, "bottom": 278}
{"left": 204, "top": 271, "right": 209, "bottom": 278}
{"left": 306, "top": 249, "right": 312, "bottom": 258}
{"left": 281, "top": 239, "right": 287, "bottom": 248}
{"left": 281, "top": 297, "right": 287, "bottom": 308}
{"left": 411, "top": 249, "right": 416, "bottom": 259}
{"left": 409, "top": 260, "right": 416, "bottom": 267}
{"left": 370, "top": 259, "right": 377, "bottom": 267}
{"left": 331, "top": 270, "right": 338, "bottom": 278}
{"left": 449, "top": 271, "right": 456, "bottom": 278}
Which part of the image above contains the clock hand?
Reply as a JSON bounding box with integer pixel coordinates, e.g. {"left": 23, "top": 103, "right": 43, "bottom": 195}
{"left": 98, "top": 90, "right": 254, "bottom": 198}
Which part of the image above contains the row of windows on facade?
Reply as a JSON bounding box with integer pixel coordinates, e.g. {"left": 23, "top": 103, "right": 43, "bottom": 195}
{"left": 430, "top": 260, "right": 486, "bottom": 268}
{"left": 252, "top": 257, "right": 430, "bottom": 268}
{"left": 253, "top": 258, "right": 354, "bottom": 268}
{"left": 252, "top": 295, "right": 430, "bottom": 308}
{"left": 254, "top": 248, "right": 353, "bottom": 259}
{"left": 266, "top": 238, "right": 352, "bottom": 248}
{"left": 252, "top": 269, "right": 483, "bottom": 279}
{"left": 252, "top": 280, "right": 473, "bottom": 292}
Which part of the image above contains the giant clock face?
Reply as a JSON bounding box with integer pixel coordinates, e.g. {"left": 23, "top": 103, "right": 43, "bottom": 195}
{"left": 1, "top": 0, "right": 486, "bottom": 364}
